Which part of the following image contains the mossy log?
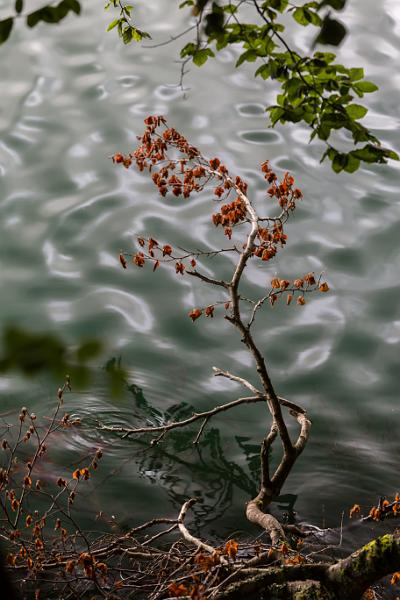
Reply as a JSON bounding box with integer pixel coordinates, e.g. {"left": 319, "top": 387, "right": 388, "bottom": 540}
{"left": 217, "top": 534, "right": 400, "bottom": 600}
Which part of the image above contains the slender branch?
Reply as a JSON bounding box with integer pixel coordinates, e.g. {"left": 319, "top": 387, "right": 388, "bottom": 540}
{"left": 186, "top": 269, "right": 229, "bottom": 289}
{"left": 96, "top": 394, "right": 263, "bottom": 439}
{"left": 293, "top": 410, "right": 311, "bottom": 455}
{"left": 143, "top": 24, "right": 197, "bottom": 48}
{"left": 278, "top": 396, "right": 306, "bottom": 415}
{"left": 212, "top": 367, "right": 261, "bottom": 396}
{"left": 248, "top": 295, "right": 268, "bottom": 328}
{"left": 270, "top": 404, "right": 310, "bottom": 490}
{"left": 142, "top": 524, "right": 179, "bottom": 546}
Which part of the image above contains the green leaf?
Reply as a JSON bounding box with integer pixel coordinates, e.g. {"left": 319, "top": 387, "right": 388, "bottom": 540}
{"left": 316, "top": 123, "right": 331, "bottom": 140}
{"left": 123, "top": 4, "right": 132, "bottom": 17}
{"left": 193, "top": 0, "right": 210, "bottom": 14}
{"left": 293, "top": 7, "right": 321, "bottom": 26}
{"left": 354, "top": 81, "right": 378, "bottom": 93}
{"left": 0, "top": 18, "right": 13, "bottom": 44}
{"left": 15, "top": 0, "right": 23, "bottom": 14}
{"left": 122, "top": 26, "right": 133, "bottom": 44}
{"left": 276, "top": 93, "right": 285, "bottom": 106}
{"left": 383, "top": 149, "right": 399, "bottom": 161}
{"left": 267, "top": 0, "right": 288, "bottom": 11}
{"left": 107, "top": 18, "right": 120, "bottom": 31}
{"left": 131, "top": 27, "right": 150, "bottom": 41}
{"left": 313, "top": 15, "right": 346, "bottom": 46}
{"left": 27, "top": 10, "right": 40, "bottom": 27}
{"left": 268, "top": 106, "right": 285, "bottom": 125}
{"left": 192, "top": 47, "right": 215, "bottom": 66}
{"left": 205, "top": 9, "right": 225, "bottom": 36}
{"left": 65, "top": 0, "right": 81, "bottom": 14}
{"left": 349, "top": 67, "right": 364, "bottom": 81}
{"left": 180, "top": 42, "right": 196, "bottom": 58}
{"left": 343, "top": 154, "right": 360, "bottom": 173}
{"left": 345, "top": 104, "right": 368, "bottom": 120}
{"left": 285, "top": 78, "right": 305, "bottom": 100}
{"left": 332, "top": 152, "right": 347, "bottom": 173}
{"left": 351, "top": 144, "right": 394, "bottom": 164}
{"left": 27, "top": 0, "right": 80, "bottom": 27}
{"left": 236, "top": 49, "right": 258, "bottom": 67}
{"left": 255, "top": 64, "right": 271, "bottom": 80}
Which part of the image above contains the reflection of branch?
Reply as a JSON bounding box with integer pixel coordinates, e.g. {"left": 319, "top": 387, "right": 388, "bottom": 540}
{"left": 96, "top": 394, "right": 263, "bottom": 441}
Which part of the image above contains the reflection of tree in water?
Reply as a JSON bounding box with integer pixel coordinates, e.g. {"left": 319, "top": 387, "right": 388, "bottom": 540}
{"left": 109, "top": 381, "right": 298, "bottom": 532}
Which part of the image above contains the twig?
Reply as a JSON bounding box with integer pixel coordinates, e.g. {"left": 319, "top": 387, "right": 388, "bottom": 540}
{"left": 212, "top": 368, "right": 261, "bottom": 396}
{"left": 186, "top": 269, "right": 229, "bottom": 289}
{"left": 142, "top": 524, "right": 179, "bottom": 546}
{"left": 143, "top": 24, "right": 197, "bottom": 48}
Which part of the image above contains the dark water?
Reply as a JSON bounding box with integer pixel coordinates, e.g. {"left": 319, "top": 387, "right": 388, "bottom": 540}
{"left": 0, "top": 0, "right": 400, "bottom": 545}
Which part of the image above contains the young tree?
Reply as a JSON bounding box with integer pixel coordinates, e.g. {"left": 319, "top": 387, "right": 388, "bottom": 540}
{"left": 111, "top": 115, "right": 319, "bottom": 544}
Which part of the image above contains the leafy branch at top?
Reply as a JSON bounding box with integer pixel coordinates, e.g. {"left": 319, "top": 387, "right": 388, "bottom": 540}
{"left": 106, "top": 1, "right": 399, "bottom": 173}
{"left": 179, "top": 0, "right": 398, "bottom": 172}
{"left": 2, "top": 0, "right": 398, "bottom": 172}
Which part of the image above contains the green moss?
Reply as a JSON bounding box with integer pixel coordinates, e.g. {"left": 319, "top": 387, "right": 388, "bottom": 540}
{"left": 331, "top": 534, "right": 397, "bottom": 598}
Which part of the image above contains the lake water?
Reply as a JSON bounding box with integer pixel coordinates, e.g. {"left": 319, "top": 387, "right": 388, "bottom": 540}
{"left": 0, "top": 0, "right": 399, "bottom": 546}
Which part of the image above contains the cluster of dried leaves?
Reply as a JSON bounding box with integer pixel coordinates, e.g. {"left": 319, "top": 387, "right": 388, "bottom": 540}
{"left": 350, "top": 494, "right": 400, "bottom": 521}
{"left": 114, "top": 116, "right": 330, "bottom": 325}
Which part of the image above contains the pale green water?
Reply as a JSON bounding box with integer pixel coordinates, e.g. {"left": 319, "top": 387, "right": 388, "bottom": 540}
{"left": 0, "top": 0, "right": 400, "bottom": 542}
